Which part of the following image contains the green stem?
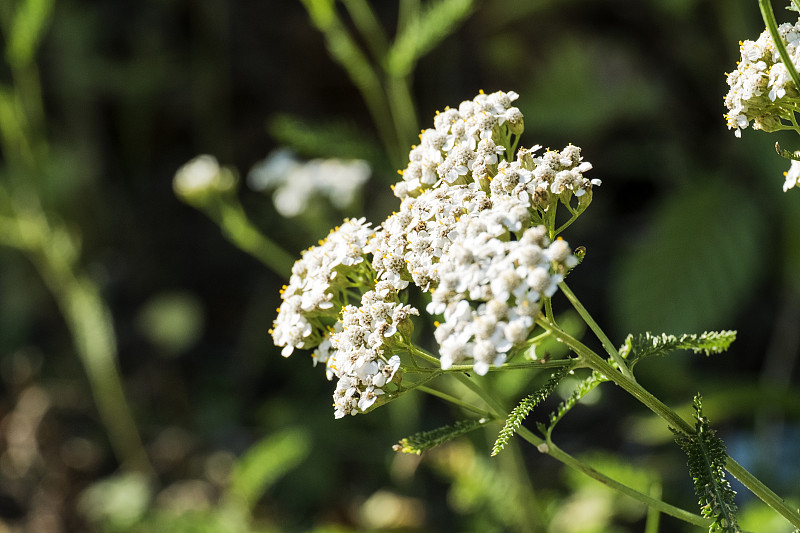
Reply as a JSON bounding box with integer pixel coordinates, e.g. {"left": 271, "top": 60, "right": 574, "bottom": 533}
{"left": 544, "top": 295, "right": 555, "bottom": 323}
{"left": 644, "top": 482, "right": 662, "bottom": 533}
{"left": 387, "top": 74, "right": 419, "bottom": 152}
{"left": 299, "top": 0, "right": 403, "bottom": 166}
{"left": 20, "top": 215, "right": 153, "bottom": 475}
{"left": 541, "top": 438, "right": 710, "bottom": 528}
{"left": 402, "top": 358, "right": 574, "bottom": 374}
{"left": 553, "top": 211, "right": 582, "bottom": 236}
{"left": 726, "top": 457, "right": 800, "bottom": 529}
{"left": 416, "top": 385, "right": 492, "bottom": 417}
{"left": 537, "top": 317, "right": 693, "bottom": 432}
{"left": 215, "top": 202, "right": 295, "bottom": 279}
{"left": 760, "top": 0, "right": 800, "bottom": 94}
{"left": 406, "top": 344, "right": 443, "bottom": 366}
{"left": 557, "top": 281, "right": 635, "bottom": 380}
{"left": 453, "top": 372, "right": 506, "bottom": 418}
{"left": 341, "top": 0, "right": 389, "bottom": 60}
{"left": 452, "top": 372, "right": 710, "bottom": 527}
{"left": 537, "top": 318, "right": 800, "bottom": 528}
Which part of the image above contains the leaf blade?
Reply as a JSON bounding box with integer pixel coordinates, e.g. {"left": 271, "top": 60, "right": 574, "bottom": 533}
{"left": 393, "top": 418, "right": 490, "bottom": 455}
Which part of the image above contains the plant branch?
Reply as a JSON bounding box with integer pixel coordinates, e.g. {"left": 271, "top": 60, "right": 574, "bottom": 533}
{"left": 760, "top": 0, "right": 800, "bottom": 95}
{"left": 558, "top": 281, "right": 634, "bottom": 380}
{"left": 451, "top": 372, "right": 710, "bottom": 527}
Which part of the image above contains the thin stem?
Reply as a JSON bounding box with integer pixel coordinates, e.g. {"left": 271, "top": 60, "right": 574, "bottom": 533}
{"left": 537, "top": 318, "right": 800, "bottom": 528}
{"left": 645, "top": 482, "right": 662, "bottom": 533}
{"left": 452, "top": 372, "right": 506, "bottom": 418}
{"left": 553, "top": 211, "right": 582, "bottom": 236}
{"left": 544, "top": 296, "right": 555, "bottom": 323}
{"left": 416, "top": 385, "right": 492, "bottom": 417}
{"left": 215, "top": 202, "right": 295, "bottom": 279}
{"left": 760, "top": 0, "right": 800, "bottom": 94}
{"left": 341, "top": 0, "right": 389, "bottom": 60}
{"left": 387, "top": 74, "right": 419, "bottom": 152}
{"left": 537, "top": 316, "right": 694, "bottom": 433}
{"left": 557, "top": 281, "right": 635, "bottom": 380}
{"left": 406, "top": 344, "right": 443, "bottom": 366}
{"left": 402, "top": 358, "right": 574, "bottom": 374}
{"left": 542, "top": 438, "right": 711, "bottom": 528}
{"left": 453, "top": 372, "right": 710, "bottom": 527}
{"left": 25, "top": 220, "right": 153, "bottom": 475}
{"left": 299, "top": 0, "right": 403, "bottom": 165}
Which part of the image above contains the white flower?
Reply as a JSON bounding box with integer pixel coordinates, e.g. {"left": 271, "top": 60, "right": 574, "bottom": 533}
{"left": 249, "top": 149, "right": 370, "bottom": 217}
{"left": 784, "top": 160, "right": 800, "bottom": 192}
{"left": 725, "top": 22, "right": 800, "bottom": 141}
{"left": 173, "top": 155, "right": 236, "bottom": 201}
{"left": 271, "top": 218, "right": 373, "bottom": 357}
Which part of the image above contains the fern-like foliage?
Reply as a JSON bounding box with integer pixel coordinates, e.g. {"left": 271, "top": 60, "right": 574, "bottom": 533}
{"left": 393, "top": 418, "right": 489, "bottom": 455}
{"left": 385, "top": 0, "right": 475, "bottom": 76}
{"left": 491, "top": 365, "right": 572, "bottom": 456}
{"left": 673, "top": 395, "right": 740, "bottom": 533}
{"left": 267, "top": 114, "right": 383, "bottom": 162}
{"left": 545, "top": 370, "right": 607, "bottom": 434}
{"left": 620, "top": 330, "right": 737, "bottom": 368}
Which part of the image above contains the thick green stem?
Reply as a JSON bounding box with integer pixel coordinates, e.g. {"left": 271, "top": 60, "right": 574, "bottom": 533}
{"left": 726, "top": 457, "right": 800, "bottom": 529}
{"left": 760, "top": 0, "right": 800, "bottom": 94}
{"left": 536, "top": 317, "right": 692, "bottom": 432}
{"left": 537, "top": 317, "right": 800, "bottom": 528}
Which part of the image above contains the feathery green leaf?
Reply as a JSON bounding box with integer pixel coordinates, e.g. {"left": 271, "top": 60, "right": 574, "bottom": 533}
{"left": 673, "top": 395, "right": 740, "bottom": 533}
{"left": 385, "top": 0, "right": 475, "bottom": 77}
{"left": 267, "top": 114, "right": 384, "bottom": 164}
{"left": 620, "top": 330, "right": 737, "bottom": 368}
{"left": 393, "top": 418, "right": 489, "bottom": 455}
{"left": 547, "top": 369, "right": 608, "bottom": 432}
{"left": 492, "top": 365, "right": 572, "bottom": 456}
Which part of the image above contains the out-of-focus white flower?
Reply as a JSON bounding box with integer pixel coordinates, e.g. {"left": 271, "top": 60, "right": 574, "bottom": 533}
{"left": 173, "top": 155, "right": 237, "bottom": 203}
{"left": 248, "top": 148, "right": 370, "bottom": 217}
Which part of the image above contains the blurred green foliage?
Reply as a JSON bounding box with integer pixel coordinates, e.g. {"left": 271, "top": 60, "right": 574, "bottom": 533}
{"left": 0, "top": 0, "right": 798, "bottom": 532}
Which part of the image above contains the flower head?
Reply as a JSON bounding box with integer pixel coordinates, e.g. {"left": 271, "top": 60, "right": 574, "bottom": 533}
{"left": 724, "top": 22, "right": 800, "bottom": 138}
{"left": 273, "top": 90, "right": 594, "bottom": 413}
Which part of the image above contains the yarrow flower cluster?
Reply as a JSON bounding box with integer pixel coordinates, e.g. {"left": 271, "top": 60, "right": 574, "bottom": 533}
{"left": 271, "top": 218, "right": 374, "bottom": 358}
{"left": 724, "top": 19, "right": 800, "bottom": 191}
{"left": 272, "top": 91, "right": 599, "bottom": 417}
{"left": 724, "top": 21, "right": 800, "bottom": 139}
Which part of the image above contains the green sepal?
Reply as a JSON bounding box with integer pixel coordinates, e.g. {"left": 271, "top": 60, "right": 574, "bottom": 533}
{"left": 393, "top": 418, "right": 490, "bottom": 455}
